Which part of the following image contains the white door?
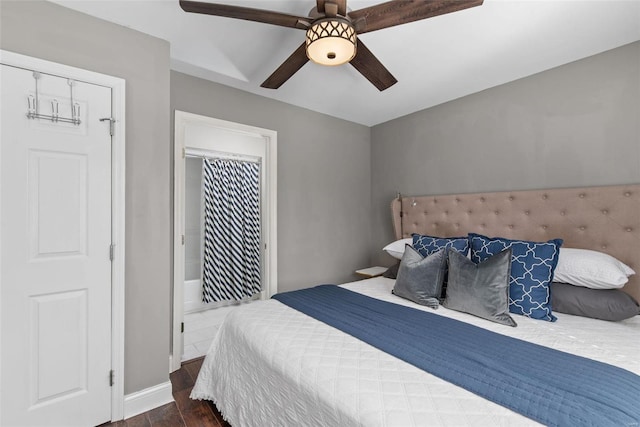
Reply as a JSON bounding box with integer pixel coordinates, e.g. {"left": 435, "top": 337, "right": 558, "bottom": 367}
{"left": 1, "top": 65, "right": 113, "bottom": 426}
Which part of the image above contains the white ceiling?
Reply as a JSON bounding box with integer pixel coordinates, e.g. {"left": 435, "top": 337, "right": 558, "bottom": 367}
{"left": 52, "top": 0, "right": 640, "bottom": 126}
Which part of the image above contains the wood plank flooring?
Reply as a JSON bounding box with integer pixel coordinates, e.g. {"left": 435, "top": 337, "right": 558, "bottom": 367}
{"left": 101, "top": 358, "right": 231, "bottom": 427}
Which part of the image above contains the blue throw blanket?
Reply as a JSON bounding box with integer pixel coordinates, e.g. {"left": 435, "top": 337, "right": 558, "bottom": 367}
{"left": 273, "top": 285, "right": 640, "bottom": 427}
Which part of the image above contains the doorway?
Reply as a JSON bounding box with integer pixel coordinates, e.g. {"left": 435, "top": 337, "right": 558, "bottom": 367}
{"left": 171, "top": 111, "right": 277, "bottom": 372}
{"left": 0, "top": 51, "right": 125, "bottom": 424}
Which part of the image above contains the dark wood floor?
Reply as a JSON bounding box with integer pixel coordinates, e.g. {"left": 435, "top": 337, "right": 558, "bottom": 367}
{"left": 101, "top": 357, "right": 231, "bottom": 427}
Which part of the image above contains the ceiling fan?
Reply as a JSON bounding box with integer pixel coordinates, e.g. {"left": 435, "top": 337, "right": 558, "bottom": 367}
{"left": 179, "top": 0, "right": 484, "bottom": 91}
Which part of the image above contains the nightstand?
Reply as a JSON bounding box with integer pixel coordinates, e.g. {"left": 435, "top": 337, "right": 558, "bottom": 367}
{"left": 355, "top": 266, "right": 388, "bottom": 278}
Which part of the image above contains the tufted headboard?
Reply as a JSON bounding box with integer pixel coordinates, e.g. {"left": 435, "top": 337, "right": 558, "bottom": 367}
{"left": 391, "top": 184, "right": 640, "bottom": 302}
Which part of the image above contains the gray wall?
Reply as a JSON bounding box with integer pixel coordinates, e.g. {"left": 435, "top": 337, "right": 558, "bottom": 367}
{"left": 1, "top": 1, "right": 172, "bottom": 395}
{"left": 370, "top": 41, "right": 640, "bottom": 266}
{"left": 171, "top": 71, "right": 372, "bottom": 292}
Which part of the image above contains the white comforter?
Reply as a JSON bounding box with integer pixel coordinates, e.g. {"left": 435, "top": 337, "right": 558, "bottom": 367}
{"left": 191, "top": 277, "right": 640, "bottom": 427}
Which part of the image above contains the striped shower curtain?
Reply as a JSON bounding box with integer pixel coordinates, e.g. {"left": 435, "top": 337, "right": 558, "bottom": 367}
{"left": 202, "top": 157, "right": 262, "bottom": 303}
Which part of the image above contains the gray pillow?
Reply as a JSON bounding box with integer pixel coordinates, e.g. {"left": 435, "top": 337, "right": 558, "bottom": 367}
{"left": 444, "top": 248, "right": 517, "bottom": 327}
{"left": 382, "top": 261, "right": 400, "bottom": 279}
{"left": 392, "top": 245, "right": 445, "bottom": 309}
{"left": 551, "top": 282, "right": 639, "bottom": 321}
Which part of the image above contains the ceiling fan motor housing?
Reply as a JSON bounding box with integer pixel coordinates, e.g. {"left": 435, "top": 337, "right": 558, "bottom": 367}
{"left": 305, "top": 17, "right": 357, "bottom": 66}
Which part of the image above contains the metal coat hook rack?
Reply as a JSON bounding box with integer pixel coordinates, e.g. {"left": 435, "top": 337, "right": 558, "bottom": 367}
{"left": 26, "top": 71, "right": 81, "bottom": 125}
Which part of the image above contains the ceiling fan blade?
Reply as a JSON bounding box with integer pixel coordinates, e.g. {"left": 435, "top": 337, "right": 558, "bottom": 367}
{"left": 349, "top": 0, "right": 483, "bottom": 34}
{"left": 180, "top": 0, "right": 309, "bottom": 29}
{"left": 261, "top": 43, "right": 309, "bottom": 89}
{"left": 350, "top": 40, "right": 397, "bottom": 91}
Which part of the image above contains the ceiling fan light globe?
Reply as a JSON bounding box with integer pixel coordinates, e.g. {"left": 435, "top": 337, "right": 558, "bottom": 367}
{"left": 306, "top": 19, "right": 357, "bottom": 66}
{"left": 307, "top": 37, "right": 356, "bottom": 66}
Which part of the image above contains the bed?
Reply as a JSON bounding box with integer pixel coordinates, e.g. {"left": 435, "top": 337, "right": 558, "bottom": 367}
{"left": 191, "top": 184, "right": 640, "bottom": 426}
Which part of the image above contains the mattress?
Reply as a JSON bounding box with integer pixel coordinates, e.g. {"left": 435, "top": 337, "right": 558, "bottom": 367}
{"left": 191, "top": 277, "right": 640, "bottom": 427}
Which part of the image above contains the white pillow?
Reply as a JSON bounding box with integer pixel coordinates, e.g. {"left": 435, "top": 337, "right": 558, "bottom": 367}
{"left": 382, "top": 238, "right": 412, "bottom": 259}
{"left": 552, "top": 248, "right": 635, "bottom": 289}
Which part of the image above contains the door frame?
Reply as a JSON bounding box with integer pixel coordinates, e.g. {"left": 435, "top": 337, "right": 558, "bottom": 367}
{"left": 171, "top": 110, "right": 277, "bottom": 372}
{"left": 0, "top": 50, "right": 126, "bottom": 421}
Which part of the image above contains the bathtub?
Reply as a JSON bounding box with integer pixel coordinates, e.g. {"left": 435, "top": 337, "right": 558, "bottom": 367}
{"left": 184, "top": 279, "right": 262, "bottom": 314}
{"left": 184, "top": 279, "right": 210, "bottom": 314}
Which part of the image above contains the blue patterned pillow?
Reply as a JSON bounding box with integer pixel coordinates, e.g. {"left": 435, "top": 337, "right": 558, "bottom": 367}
{"left": 469, "top": 233, "right": 563, "bottom": 322}
{"left": 412, "top": 234, "right": 469, "bottom": 299}
{"left": 412, "top": 234, "right": 469, "bottom": 257}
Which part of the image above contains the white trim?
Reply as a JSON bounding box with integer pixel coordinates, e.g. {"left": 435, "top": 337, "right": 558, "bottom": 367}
{"left": 109, "top": 67, "right": 127, "bottom": 423}
{"left": 123, "top": 382, "right": 173, "bottom": 420}
{"left": 171, "top": 111, "right": 278, "bottom": 372}
{"left": 172, "top": 114, "right": 186, "bottom": 373}
{"left": 0, "top": 50, "right": 126, "bottom": 422}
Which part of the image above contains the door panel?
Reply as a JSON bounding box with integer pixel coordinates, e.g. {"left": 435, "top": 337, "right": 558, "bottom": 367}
{"left": 30, "top": 151, "right": 88, "bottom": 258}
{"left": 1, "top": 64, "right": 113, "bottom": 426}
{"left": 30, "top": 289, "right": 88, "bottom": 406}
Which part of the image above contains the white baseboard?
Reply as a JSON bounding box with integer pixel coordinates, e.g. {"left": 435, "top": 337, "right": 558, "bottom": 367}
{"left": 123, "top": 381, "right": 173, "bottom": 419}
